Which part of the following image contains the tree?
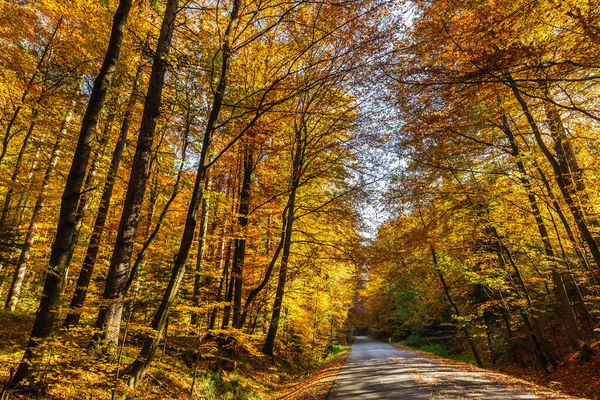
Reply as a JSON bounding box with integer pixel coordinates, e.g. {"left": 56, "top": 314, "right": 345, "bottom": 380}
{"left": 90, "top": 0, "right": 178, "bottom": 357}
{"left": 7, "top": 0, "right": 132, "bottom": 388}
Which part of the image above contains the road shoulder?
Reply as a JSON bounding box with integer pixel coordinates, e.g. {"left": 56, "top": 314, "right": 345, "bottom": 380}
{"left": 274, "top": 353, "right": 348, "bottom": 400}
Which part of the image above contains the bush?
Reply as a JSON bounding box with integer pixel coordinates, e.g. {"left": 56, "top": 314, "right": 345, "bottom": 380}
{"left": 418, "top": 344, "right": 449, "bottom": 357}
{"left": 201, "top": 372, "right": 261, "bottom": 400}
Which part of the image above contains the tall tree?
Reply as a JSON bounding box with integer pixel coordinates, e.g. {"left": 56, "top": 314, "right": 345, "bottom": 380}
{"left": 90, "top": 0, "right": 178, "bottom": 356}
{"left": 64, "top": 62, "right": 144, "bottom": 328}
{"left": 124, "top": 0, "right": 241, "bottom": 386}
{"left": 7, "top": 0, "right": 132, "bottom": 388}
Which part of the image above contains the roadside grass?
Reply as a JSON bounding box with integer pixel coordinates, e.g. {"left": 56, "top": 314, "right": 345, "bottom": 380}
{"left": 400, "top": 338, "right": 476, "bottom": 365}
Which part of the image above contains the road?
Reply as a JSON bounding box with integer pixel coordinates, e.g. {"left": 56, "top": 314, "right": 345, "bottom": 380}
{"left": 328, "top": 337, "right": 574, "bottom": 399}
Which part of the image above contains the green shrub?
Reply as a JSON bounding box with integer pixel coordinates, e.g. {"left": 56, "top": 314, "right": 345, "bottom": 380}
{"left": 201, "top": 372, "right": 261, "bottom": 400}
{"left": 418, "top": 344, "right": 450, "bottom": 358}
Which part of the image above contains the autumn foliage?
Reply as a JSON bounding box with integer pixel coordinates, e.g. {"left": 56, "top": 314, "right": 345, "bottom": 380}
{"left": 1, "top": 0, "right": 600, "bottom": 398}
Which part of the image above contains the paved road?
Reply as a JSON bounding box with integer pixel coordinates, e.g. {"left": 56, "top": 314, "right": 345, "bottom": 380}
{"left": 328, "top": 337, "right": 571, "bottom": 399}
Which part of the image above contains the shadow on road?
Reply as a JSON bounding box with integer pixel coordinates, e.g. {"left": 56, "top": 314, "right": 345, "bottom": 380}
{"left": 328, "top": 337, "right": 568, "bottom": 399}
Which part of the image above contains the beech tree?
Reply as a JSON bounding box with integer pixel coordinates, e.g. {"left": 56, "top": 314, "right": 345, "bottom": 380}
{"left": 7, "top": 0, "right": 133, "bottom": 388}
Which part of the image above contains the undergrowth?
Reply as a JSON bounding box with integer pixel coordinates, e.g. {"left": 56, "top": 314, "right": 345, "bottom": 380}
{"left": 401, "top": 338, "right": 476, "bottom": 365}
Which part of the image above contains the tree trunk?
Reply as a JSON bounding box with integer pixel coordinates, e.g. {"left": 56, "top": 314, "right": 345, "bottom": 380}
{"left": 209, "top": 231, "right": 228, "bottom": 330}
{"left": 13, "top": 147, "right": 42, "bottom": 229}
{"left": 262, "top": 127, "right": 303, "bottom": 354}
{"left": 452, "top": 169, "right": 557, "bottom": 369}
{"left": 508, "top": 77, "right": 600, "bottom": 273}
{"left": 9, "top": 0, "right": 131, "bottom": 387}
{"left": 0, "top": 108, "right": 39, "bottom": 232}
{"left": 431, "top": 246, "right": 483, "bottom": 367}
{"left": 125, "top": 0, "right": 240, "bottom": 387}
{"left": 90, "top": 0, "right": 176, "bottom": 357}
{"left": 500, "top": 115, "right": 585, "bottom": 348}
{"left": 191, "top": 178, "right": 212, "bottom": 325}
{"left": 542, "top": 96, "right": 591, "bottom": 216}
{"left": 220, "top": 242, "right": 234, "bottom": 329}
{"left": 232, "top": 143, "right": 253, "bottom": 328}
{"left": 535, "top": 164, "right": 594, "bottom": 274}
{"left": 239, "top": 208, "right": 287, "bottom": 328}
{"left": 4, "top": 109, "right": 71, "bottom": 311}
{"left": 64, "top": 64, "right": 143, "bottom": 328}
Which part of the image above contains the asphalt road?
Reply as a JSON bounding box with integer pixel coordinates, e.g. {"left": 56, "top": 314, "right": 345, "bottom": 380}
{"left": 328, "top": 337, "right": 570, "bottom": 399}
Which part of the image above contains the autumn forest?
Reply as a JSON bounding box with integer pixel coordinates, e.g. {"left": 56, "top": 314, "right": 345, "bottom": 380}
{"left": 1, "top": 0, "right": 600, "bottom": 399}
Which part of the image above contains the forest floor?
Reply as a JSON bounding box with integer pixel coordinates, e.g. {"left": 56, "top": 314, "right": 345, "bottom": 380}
{"left": 394, "top": 341, "right": 600, "bottom": 400}
{"left": 0, "top": 310, "right": 348, "bottom": 399}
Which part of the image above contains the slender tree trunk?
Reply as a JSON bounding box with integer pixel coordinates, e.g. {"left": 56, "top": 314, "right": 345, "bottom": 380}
{"left": 191, "top": 178, "right": 211, "bottom": 325}
{"left": 0, "top": 18, "right": 62, "bottom": 165}
{"left": 239, "top": 208, "right": 286, "bottom": 328}
{"left": 508, "top": 77, "right": 600, "bottom": 273}
{"left": 8, "top": 1, "right": 131, "bottom": 387}
{"left": 548, "top": 207, "right": 599, "bottom": 339}
{"left": 535, "top": 164, "right": 594, "bottom": 274}
{"left": 452, "top": 169, "right": 557, "bottom": 369}
{"left": 70, "top": 112, "right": 114, "bottom": 240}
{"left": 125, "top": 132, "right": 190, "bottom": 300}
{"left": 220, "top": 243, "right": 234, "bottom": 328}
{"left": 262, "top": 114, "right": 307, "bottom": 355}
{"left": 64, "top": 64, "right": 143, "bottom": 327}
{"left": 4, "top": 110, "right": 71, "bottom": 311}
{"left": 542, "top": 95, "right": 592, "bottom": 219}
{"left": 209, "top": 231, "right": 227, "bottom": 330}
{"left": 498, "top": 233, "right": 557, "bottom": 368}
{"left": 124, "top": 0, "right": 240, "bottom": 386}
{"left": 222, "top": 264, "right": 235, "bottom": 328}
{"left": 222, "top": 169, "right": 242, "bottom": 328}
{"left": 232, "top": 143, "right": 253, "bottom": 328}
{"left": 0, "top": 108, "right": 39, "bottom": 232}
{"left": 13, "top": 147, "right": 42, "bottom": 228}
{"left": 431, "top": 246, "right": 483, "bottom": 367}
{"left": 500, "top": 115, "right": 585, "bottom": 348}
{"left": 62, "top": 113, "right": 114, "bottom": 290}
{"left": 90, "top": 0, "right": 176, "bottom": 357}
{"left": 501, "top": 305, "right": 522, "bottom": 366}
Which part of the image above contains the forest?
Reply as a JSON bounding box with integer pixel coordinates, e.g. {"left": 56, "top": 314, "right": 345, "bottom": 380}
{"left": 0, "top": 0, "right": 600, "bottom": 399}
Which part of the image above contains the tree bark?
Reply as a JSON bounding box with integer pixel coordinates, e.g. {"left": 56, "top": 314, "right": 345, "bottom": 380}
{"left": 263, "top": 121, "right": 304, "bottom": 355}
{"left": 232, "top": 142, "right": 254, "bottom": 328}
{"left": 90, "top": 0, "right": 176, "bottom": 357}
{"left": 452, "top": 169, "right": 557, "bottom": 370}
{"left": 500, "top": 115, "right": 585, "bottom": 348}
{"left": 220, "top": 242, "right": 234, "bottom": 329}
{"left": 125, "top": 0, "right": 240, "bottom": 387}
{"left": 191, "top": 178, "right": 212, "bottom": 325}
{"left": 4, "top": 108, "right": 72, "bottom": 311}
{"left": 12, "top": 146, "right": 42, "bottom": 229}
{"left": 64, "top": 64, "right": 143, "bottom": 328}
{"left": 8, "top": 0, "right": 131, "bottom": 387}
{"left": 508, "top": 77, "right": 600, "bottom": 274}
{"left": 209, "top": 230, "right": 228, "bottom": 330}
{"left": 239, "top": 208, "right": 286, "bottom": 328}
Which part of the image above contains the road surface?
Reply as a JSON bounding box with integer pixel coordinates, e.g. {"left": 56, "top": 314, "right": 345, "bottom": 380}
{"left": 328, "top": 337, "right": 573, "bottom": 399}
